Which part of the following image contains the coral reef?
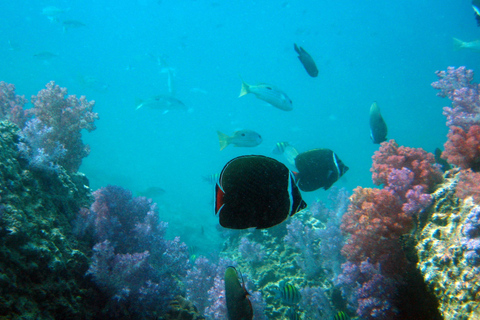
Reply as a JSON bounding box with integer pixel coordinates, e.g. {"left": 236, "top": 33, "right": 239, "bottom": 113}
{"left": 28, "top": 81, "right": 98, "bottom": 173}
{"left": 415, "top": 171, "right": 480, "bottom": 320}
{"left": 432, "top": 66, "right": 480, "bottom": 131}
{"left": 341, "top": 187, "right": 411, "bottom": 273}
{"left": 456, "top": 169, "right": 480, "bottom": 203}
{"left": 337, "top": 138, "right": 443, "bottom": 319}
{"left": 0, "top": 81, "right": 29, "bottom": 128}
{"left": 0, "top": 120, "right": 102, "bottom": 319}
{"left": 208, "top": 188, "right": 351, "bottom": 319}
{"left": 432, "top": 66, "right": 480, "bottom": 172}
{"left": 443, "top": 125, "right": 480, "bottom": 171}
{"left": 163, "top": 295, "right": 206, "bottom": 320}
{"left": 79, "top": 185, "right": 190, "bottom": 318}
{"left": 371, "top": 139, "right": 443, "bottom": 193}
{"left": 17, "top": 118, "right": 67, "bottom": 172}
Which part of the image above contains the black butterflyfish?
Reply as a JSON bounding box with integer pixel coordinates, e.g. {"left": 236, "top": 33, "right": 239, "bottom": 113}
{"left": 215, "top": 155, "right": 306, "bottom": 229}
{"left": 294, "top": 149, "right": 349, "bottom": 192}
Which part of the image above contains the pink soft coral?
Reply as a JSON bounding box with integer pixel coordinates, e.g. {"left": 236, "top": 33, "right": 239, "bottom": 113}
{"left": 371, "top": 139, "right": 443, "bottom": 192}
{"left": 29, "top": 81, "right": 98, "bottom": 172}
{"left": 443, "top": 125, "right": 480, "bottom": 171}
{"left": 456, "top": 169, "right": 480, "bottom": 204}
{"left": 341, "top": 187, "right": 412, "bottom": 275}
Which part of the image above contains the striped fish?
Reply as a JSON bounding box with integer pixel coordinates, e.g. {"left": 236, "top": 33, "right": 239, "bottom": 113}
{"left": 202, "top": 173, "right": 220, "bottom": 185}
{"left": 272, "top": 142, "right": 290, "bottom": 154}
{"left": 277, "top": 283, "right": 302, "bottom": 305}
{"left": 286, "top": 308, "right": 301, "bottom": 320}
{"left": 333, "top": 311, "right": 349, "bottom": 320}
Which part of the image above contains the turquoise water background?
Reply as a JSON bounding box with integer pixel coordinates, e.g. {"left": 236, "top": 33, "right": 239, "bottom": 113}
{"left": 1, "top": 0, "right": 479, "bottom": 252}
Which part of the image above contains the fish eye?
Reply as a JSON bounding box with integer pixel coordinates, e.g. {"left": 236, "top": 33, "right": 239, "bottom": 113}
{"left": 241, "top": 133, "right": 246, "bottom": 136}
{"left": 266, "top": 86, "right": 272, "bottom": 90}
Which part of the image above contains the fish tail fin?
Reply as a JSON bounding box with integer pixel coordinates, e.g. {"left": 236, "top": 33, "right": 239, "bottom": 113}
{"left": 239, "top": 79, "right": 250, "bottom": 97}
{"left": 135, "top": 98, "right": 143, "bottom": 110}
{"left": 294, "top": 43, "right": 300, "bottom": 54}
{"left": 217, "top": 131, "right": 231, "bottom": 151}
{"left": 453, "top": 38, "right": 465, "bottom": 51}
{"left": 284, "top": 146, "right": 299, "bottom": 167}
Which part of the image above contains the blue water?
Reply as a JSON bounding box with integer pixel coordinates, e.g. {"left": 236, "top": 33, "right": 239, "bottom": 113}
{"left": 1, "top": 0, "right": 479, "bottom": 251}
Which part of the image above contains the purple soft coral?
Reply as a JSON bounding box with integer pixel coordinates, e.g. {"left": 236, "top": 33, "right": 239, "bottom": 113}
{"left": 17, "top": 118, "right": 66, "bottom": 172}
{"left": 80, "top": 185, "right": 189, "bottom": 316}
{"left": 238, "top": 236, "right": 265, "bottom": 265}
{"left": 432, "top": 66, "right": 480, "bottom": 131}
{"left": 336, "top": 259, "right": 399, "bottom": 319}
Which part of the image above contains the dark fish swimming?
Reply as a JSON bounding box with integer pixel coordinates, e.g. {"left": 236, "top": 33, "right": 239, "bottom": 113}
{"left": 294, "top": 43, "right": 318, "bottom": 77}
{"left": 276, "top": 283, "right": 302, "bottom": 305}
{"left": 295, "top": 149, "right": 349, "bottom": 192}
{"left": 215, "top": 155, "right": 306, "bottom": 229}
{"left": 217, "top": 130, "right": 262, "bottom": 151}
{"left": 224, "top": 266, "right": 253, "bottom": 320}
{"left": 239, "top": 80, "right": 293, "bottom": 111}
{"left": 333, "top": 311, "right": 350, "bottom": 320}
{"left": 434, "top": 147, "right": 451, "bottom": 172}
{"left": 369, "top": 101, "right": 388, "bottom": 144}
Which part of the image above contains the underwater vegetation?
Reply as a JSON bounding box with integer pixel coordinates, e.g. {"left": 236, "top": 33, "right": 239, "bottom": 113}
{"left": 77, "top": 185, "right": 190, "bottom": 318}
{"left": 1, "top": 66, "right": 480, "bottom": 319}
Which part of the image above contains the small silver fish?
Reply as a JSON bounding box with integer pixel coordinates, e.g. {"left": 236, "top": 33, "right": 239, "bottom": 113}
{"left": 33, "top": 51, "right": 58, "bottom": 60}
{"left": 239, "top": 80, "right": 293, "bottom": 111}
{"left": 453, "top": 37, "right": 480, "bottom": 52}
{"left": 62, "top": 20, "right": 86, "bottom": 32}
{"left": 7, "top": 40, "right": 20, "bottom": 51}
{"left": 136, "top": 186, "right": 166, "bottom": 198}
{"left": 77, "top": 75, "right": 109, "bottom": 93}
{"left": 217, "top": 130, "right": 262, "bottom": 151}
{"left": 42, "top": 6, "right": 68, "bottom": 17}
{"left": 135, "top": 95, "right": 187, "bottom": 113}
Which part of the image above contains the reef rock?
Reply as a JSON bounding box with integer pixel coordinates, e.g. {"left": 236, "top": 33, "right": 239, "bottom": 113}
{"left": 0, "top": 121, "right": 100, "bottom": 319}
{"left": 416, "top": 170, "right": 480, "bottom": 320}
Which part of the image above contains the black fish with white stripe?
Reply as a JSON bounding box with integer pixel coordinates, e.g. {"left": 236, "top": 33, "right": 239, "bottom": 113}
{"left": 215, "top": 155, "right": 306, "bottom": 229}
{"left": 294, "top": 149, "right": 349, "bottom": 191}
